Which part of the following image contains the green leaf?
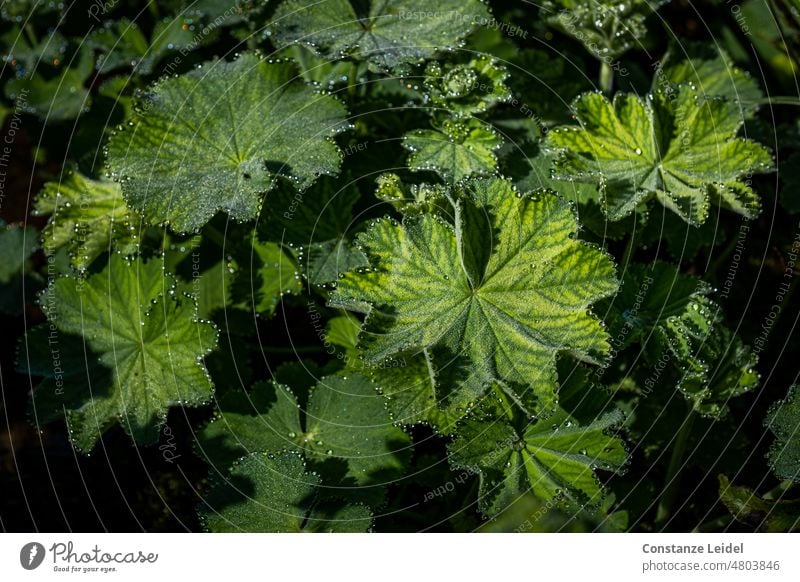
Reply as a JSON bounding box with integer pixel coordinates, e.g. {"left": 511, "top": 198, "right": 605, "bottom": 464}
{"left": 269, "top": 0, "right": 490, "bottom": 69}
{"left": 34, "top": 170, "right": 142, "bottom": 271}
{"left": 89, "top": 17, "right": 197, "bottom": 75}
{"left": 5, "top": 46, "right": 93, "bottom": 121}
{"left": 106, "top": 53, "right": 348, "bottom": 233}
{"left": 479, "top": 492, "right": 628, "bottom": 532}
{"left": 600, "top": 262, "right": 709, "bottom": 350}
{"left": 199, "top": 452, "right": 373, "bottom": 532}
{"left": 330, "top": 177, "right": 617, "bottom": 416}
{"left": 251, "top": 239, "right": 302, "bottom": 316}
{"left": 545, "top": 87, "right": 773, "bottom": 224}
{"left": 198, "top": 373, "right": 410, "bottom": 483}
{"left": 448, "top": 408, "right": 627, "bottom": 516}
{"left": 325, "top": 315, "right": 463, "bottom": 432}
{"left": 0, "top": 219, "right": 38, "bottom": 284}
{"left": 719, "top": 475, "right": 800, "bottom": 532}
{"left": 228, "top": 237, "right": 301, "bottom": 317}
{"left": 404, "top": 117, "right": 502, "bottom": 181}
{"left": 31, "top": 255, "right": 218, "bottom": 451}
{"left": 766, "top": 385, "right": 800, "bottom": 482}
{"left": 260, "top": 177, "right": 367, "bottom": 284}
{"left": 1, "top": 26, "right": 67, "bottom": 72}
{"left": 423, "top": 55, "right": 511, "bottom": 117}
{"left": 543, "top": 0, "right": 665, "bottom": 59}
{"left": 660, "top": 45, "right": 763, "bottom": 110}
{"left": 656, "top": 296, "right": 759, "bottom": 418}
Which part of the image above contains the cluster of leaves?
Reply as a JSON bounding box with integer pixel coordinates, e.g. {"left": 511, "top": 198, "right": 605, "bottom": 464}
{"left": 2, "top": 0, "right": 800, "bottom": 533}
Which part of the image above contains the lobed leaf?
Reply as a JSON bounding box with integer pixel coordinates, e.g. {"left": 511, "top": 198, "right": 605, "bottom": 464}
{"left": 330, "top": 177, "right": 618, "bottom": 417}
{"left": 106, "top": 53, "right": 348, "bottom": 233}
{"left": 29, "top": 255, "right": 218, "bottom": 451}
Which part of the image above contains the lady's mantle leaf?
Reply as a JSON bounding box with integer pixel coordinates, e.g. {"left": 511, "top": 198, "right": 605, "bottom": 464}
{"left": 544, "top": 87, "right": 773, "bottom": 224}
{"left": 198, "top": 374, "right": 410, "bottom": 483}
{"left": 448, "top": 409, "right": 627, "bottom": 516}
{"left": 0, "top": 219, "right": 38, "bottom": 284}
{"left": 269, "top": 0, "right": 490, "bottom": 70}
{"left": 404, "top": 118, "right": 502, "bottom": 182}
{"left": 30, "top": 255, "right": 218, "bottom": 451}
{"left": 5, "top": 45, "right": 93, "bottom": 121}
{"left": 423, "top": 55, "right": 511, "bottom": 118}
{"left": 543, "top": 0, "right": 665, "bottom": 59}
{"left": 200, "top": 452, "right": 373, "bottom": 532}
{"left": 765, "top": 385, "right": 800, "bottom": 482}
{"left": 719, "top": 475, "right": 800, "bottom": 532}
{"left": 35, "top": 170, "right": 142, "bottom": 272}
{"left": 260, "top": 177, "right": 367, "bottom": 284}
{"left": 329, "top": 177, "right": 617, "bottom": 416}
{"left": 106, "top": 53, "right": 347, "bottom": 233}
{"left": 656, "top": 296, "right": 759, "bottom": 419}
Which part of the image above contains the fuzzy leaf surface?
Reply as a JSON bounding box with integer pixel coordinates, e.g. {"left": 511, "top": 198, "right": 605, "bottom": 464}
{"left": 200, "top": 452, "right": 372, "bottom": 532}
{"left": 449, "top": 408, "right": 627, "bottom": 516}
{"left": 545, "top": 87, "right": 773, "bottom": 224}
{"left": 35, "top": 170, "right": 142, "bottom": 271}
{"left": 106, "top": 53, "right": 347, "bottom": 233}
{"left": 31, "top": 256, "right": 217, "bottom": 450}
{"left": 269, "top": 0, "right": 489, "bottom": 69}
{"left": 330, "top": 177, "right": 617, "bottom": 416}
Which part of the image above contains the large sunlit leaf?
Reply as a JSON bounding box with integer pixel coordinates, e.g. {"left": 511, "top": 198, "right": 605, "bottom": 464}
{"left": 544, "top": 86, "right": 773, "bottom": 224}
{"left": 106, "top": 53, "right": 348, "bottom": 233}
{"left": 329, "top": 177, "right": 617, "bottom": 416}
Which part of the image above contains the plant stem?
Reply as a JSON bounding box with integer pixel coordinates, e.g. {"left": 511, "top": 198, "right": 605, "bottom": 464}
{"left": 655, "top": 408, "right": 695, "bottom": 529}
{"left": 744, "top": 96, "right": 800, "bottom": 107}
{"left": 707, "top": 227, "right": 745, "bottom": 278}
{"left": 599, "top": 61, "right": 614, "bottom": 95}
{"left": 348, "top": 61, "right": 359, "bottom": 98}
{"left": 24, "top": 23, "right": 37, "bottom": 47}
{"left": 620, "top": 228, "right": 636, "bottom": 271}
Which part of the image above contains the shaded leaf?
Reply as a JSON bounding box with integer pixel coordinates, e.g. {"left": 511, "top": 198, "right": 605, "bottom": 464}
{"left": 199, "top": 452, "right": 373, "bottom": 532}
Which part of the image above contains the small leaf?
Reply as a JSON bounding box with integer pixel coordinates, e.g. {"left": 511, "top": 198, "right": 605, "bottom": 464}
{"left": 543, "top": 0, "right": 666, "bottom": 59}
{"left": 719, "top": 475, "right": 800, "bottom": 532}
{"left": 660, "top": 45, "right": 763, "bottom": 111}
{"left": 404, "top": 117, "right": 502, "bottom": 181}
{"left": 423, "top": 55, "right": 511, "bottom": 117}
{"left": 0, "top": 219, "right": 38, "bottom": 284}
{"left": 198, "top": 373, "right": 410, "bottom": 483}
{"left": 448, "top": 408, "right": 627, "bottom": 516}
{"left": 260, "top": 177, "right": 367, "bottom": 284}
{"left": 655, "top": 296, "right": 759, "bottom": 418}
{"left": 5, "top": 45, "right": 93, "bottom": 121}
{"left": 35, "top": 169, "right": 142, "bottom": 271}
